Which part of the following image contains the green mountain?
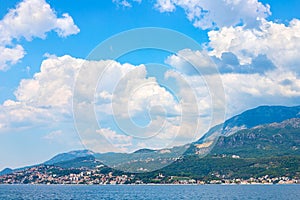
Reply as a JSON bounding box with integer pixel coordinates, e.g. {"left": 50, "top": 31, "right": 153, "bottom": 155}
{"left": 197, "top": 105, "right": 300, "bottom": 141}
{"left": 1, "top": 105, "right": 299, "bottom": 180}
{"left": 135, "top": 118, "right": 300, "bottom": 182}
{"left": 189, "top": 105, "right": 300, "bottom": 156}
{"left": 44, "top": 150, "right": 94, "bottom": 165}
{"left": 210, "top": 118, "right": 300, "bottom": 158}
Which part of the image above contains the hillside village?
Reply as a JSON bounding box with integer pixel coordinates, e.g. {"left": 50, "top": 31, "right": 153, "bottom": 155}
{"left": 1, "top": 164, "right": 299, "bottom": 185}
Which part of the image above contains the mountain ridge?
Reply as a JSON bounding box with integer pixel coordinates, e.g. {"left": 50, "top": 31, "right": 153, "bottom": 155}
{"left": 196, "top": 105, "right": 300, "bottom": 144}
{"left": 1, "top": 105, "right": 299, "bottom": 175}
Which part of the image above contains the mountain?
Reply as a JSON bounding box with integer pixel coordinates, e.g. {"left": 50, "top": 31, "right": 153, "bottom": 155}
{"left": 210, "top": 118, "right": 300, "bottom": 158}
{"left": 91, "top": 105, "right": 300, "bottom": 171}
{"left": 190, "top": 105, "right": 300, "bottom": 156}
{"left": 92, "top": 144, "right": 190, "bottom": 172}
{"left": 1, "top": 105, "right": 299, "bottom": 179}
{"left": 200, "top": 105, "right": 300, "bottom": 140}
{"left": 44, "top": 149, "right": 94, "bottom": 165}
{"left": 48, "top": 155, "right": 101, "bottom": 169}
{"left": 155, "top": 118, "right": 300, "bottom": 181}
{"left": 221, "top": 105, "right": 300, "bottom": 135}
{"left": 0, "top": 150, "right": 95, "bottom": 176}
{"left": 133, "top": 148, "right": 156, "bottom": 154}
{"left": 0, "top": 168, "right": 13, "bottom": 176}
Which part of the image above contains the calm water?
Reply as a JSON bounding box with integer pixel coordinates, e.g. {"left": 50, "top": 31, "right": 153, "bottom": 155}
{"left": 0, "top": 184, "right": 299, "bottom": 200}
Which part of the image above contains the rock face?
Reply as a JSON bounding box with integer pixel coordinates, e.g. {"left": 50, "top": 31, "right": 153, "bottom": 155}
{"left": 221, "top": 105, "right": 300, "bottom": 135}
{"left": 210, "top": 118, "right": 300, "bottom": 158}
{"left": 195, "top": 105, "right": 300, "bottom": 142}
{"left": 190, "top": 105, "right": 300, "bottom": 156}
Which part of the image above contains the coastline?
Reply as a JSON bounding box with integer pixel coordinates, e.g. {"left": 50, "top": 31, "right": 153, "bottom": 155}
{"left": 1, "top": 182, "right": 299, "bottom": 186}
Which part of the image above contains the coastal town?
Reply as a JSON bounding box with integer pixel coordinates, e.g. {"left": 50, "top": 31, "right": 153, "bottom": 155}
{"left": 0, "top": 165, "right": 299, "bottom": 185}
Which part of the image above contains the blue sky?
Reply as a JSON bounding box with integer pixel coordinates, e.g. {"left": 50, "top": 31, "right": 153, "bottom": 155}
{"left": 0, "top": 0, "right": 300, "bottom": 170}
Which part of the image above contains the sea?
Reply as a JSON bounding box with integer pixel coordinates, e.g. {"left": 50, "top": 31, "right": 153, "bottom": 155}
{"left": 0, "top": 184, "right": 299, "bottom": 200}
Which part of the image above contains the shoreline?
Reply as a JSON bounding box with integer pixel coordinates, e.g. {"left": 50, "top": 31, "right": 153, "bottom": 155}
{"left": 1, "top": 183, "right": 299, "bottom": 186}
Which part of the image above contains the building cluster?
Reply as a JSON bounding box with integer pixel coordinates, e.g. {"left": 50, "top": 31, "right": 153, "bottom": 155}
{"left": 0, "top": 165, "right": 134, "bottom": 185}
{"left": 161, "top": 175, "right": 299, "bottom": 185}
{"left": 0, "top": 166, "right": 299, "bottom": 185}
{"left": 205, "top": 175, "right": 299, "bottom": 185}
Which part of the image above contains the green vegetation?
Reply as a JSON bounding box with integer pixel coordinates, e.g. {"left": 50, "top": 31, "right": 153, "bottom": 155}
{"left": 135, "top": 118, "right": 300, "bottom": 182}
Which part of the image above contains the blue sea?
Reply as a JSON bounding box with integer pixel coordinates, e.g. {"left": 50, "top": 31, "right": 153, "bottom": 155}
{"left": 0, "top": 184, "right": 299, "bottom": 200}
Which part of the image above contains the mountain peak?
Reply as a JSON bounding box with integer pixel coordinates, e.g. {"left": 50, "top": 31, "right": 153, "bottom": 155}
{"left": 133, "top": 148, "right": 156, "bottom": 154}
{"left": 44, "top": 149, "right": 94, "bottom": 165}
{"left": 196, "top": 105, "right": 300, "bottom": 144}
{"left": 0, "top": 168, "right": 13, "bottom": 176}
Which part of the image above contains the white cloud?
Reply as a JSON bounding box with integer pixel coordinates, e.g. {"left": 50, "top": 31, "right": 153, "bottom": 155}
{"left": 0, "top": 0, "right": 80, "bottom": 70}
{"left": 113, "top": 0, "right": 270, "bottom": 29}
{"left": 155, "top": 0, "right": 270, "bottom": 29}
{"left": 0, "top": 45, "right": 25, "bottom": 70}
{"left": 136, "top": 116, "right": 201, "bottom": 148}
{"left": 155, "top": 0, "right": 176, "bottom": 12}
{"left": 0, "top": 55, "right": 83, "bottom": 133}
{"left": 113, "top": 0, "right": 141, "bottom": 8}
{"left": 97, "top": 128, "right": 133, "bottom": 152}
{"left": 15, "top": 55, "right": 82, "bottom": 110}
{"left": 2, "top": 52, "right": 298, "bottom": 153}
{"left": 208, "top": 19, "right": 300, "bottom": 72}
{"left": 0, "top": 99, "right": 55, "bottom": 132}
{"left": 0, "top": 55, "right": 200, "bottom": 153}
{"left": 221, "top": 71, "right": 300, "bottom": 116}
{"left": 165, "top": 48, "right": 215, "bottom": 75}
{"left": 165, "top": 49, "right": 300, "bottom": 118}
{"left": 109, "top": 67, "right": 181, "bottom": 117}
{"left": 222, "top": 71, "right": 300, "bottom": 98}
{"left": 0, "top": 0, "right": 79, "bottom": 42}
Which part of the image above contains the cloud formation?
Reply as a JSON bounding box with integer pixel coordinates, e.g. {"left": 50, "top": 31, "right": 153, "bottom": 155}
{"left": 0, "top": 55, "right": 83, "bottom": 132}
{"left": 0, "top": 55, "right": 201, "bottom": 152}
{"left": 156, "top": 0, "right": 271, "bottom": 29}
{"left": 0, "top": 0, "right": 80, "bottom": 70}
{"left": 208, "top": 19, "right": 300, "bottom": 73}
{"left": 115, "top": 0, "right": 270, "bottom": 29}
{"left": 1, "top": 46, "right": 299, "bottom": 151}
{"left": 165, "top": 49, "right": 300, "bottom": 117}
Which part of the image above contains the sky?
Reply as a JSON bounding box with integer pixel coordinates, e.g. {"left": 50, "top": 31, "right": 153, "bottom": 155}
{"left": 0, "top": 0, "right": 300, "bottom": 170}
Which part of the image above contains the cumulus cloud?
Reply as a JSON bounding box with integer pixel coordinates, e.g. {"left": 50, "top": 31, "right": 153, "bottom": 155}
{"left": 208, "top": 19, "right": 300, "bottom": 73}
{"left": 165, "top": 49, "right": 215, "bottom": 75}
{"left": 156, "top": 0, "right": 271, "bottom": 29}
{"left": 121, "top": 0, "right": 270, "bottom": 29}
{"left": 2, "top": 51, "right": 299, "bottom": 152}
{"left": 165, "top": 48, "right": 300, "bottom": 118}
{"left": 0, "top": 45, "right": 25, "bottom": 70}
{"left": 0, "top": 0, "right": 80, "bottom": 70}
{"left": 210, "top": 52, "right": 276, "bottom": 74}
{"left": 0, "top": 55, "right": 202, "bottom": 152}
{"left": 152, "top": 0, "right": 300, "bottom": 117}
{"left": 0, "top": 56, "right": 139, "bottom": 132}
{"left": 222, "top": 71, "right": 300, "bottom": 116}
{"left": 165, "top": 48, "right": 275, "bottom": 75}
{"left": 92, "top": 61, "right": 200, "bottom": 151}
{"left": 0, "top": 55, "right": 83, "bottom": 132}
{"left": 109, "top": 67, "right": 181, "bottom": 117}
{"left": 14, "top": 55, "right": 82, "bottom": 111}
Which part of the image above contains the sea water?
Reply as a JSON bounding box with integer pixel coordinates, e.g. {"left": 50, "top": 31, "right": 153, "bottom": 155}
{"left": 0, "top": 184, "right": 299, "bottom": 200}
